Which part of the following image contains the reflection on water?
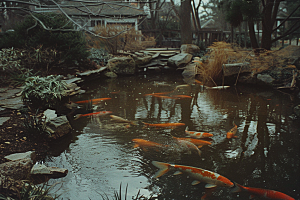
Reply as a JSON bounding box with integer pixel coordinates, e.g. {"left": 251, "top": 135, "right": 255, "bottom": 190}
{"left": 44, "top": 74, "right": 300, "bottom": 200}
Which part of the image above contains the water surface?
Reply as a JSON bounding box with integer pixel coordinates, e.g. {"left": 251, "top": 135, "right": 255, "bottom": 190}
{"left": 44, "top": 74, "right": 300, "bottom": 200}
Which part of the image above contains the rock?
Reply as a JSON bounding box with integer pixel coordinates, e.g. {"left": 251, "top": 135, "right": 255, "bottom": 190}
{"left": 0, "top": 158, "right": 33, "bottom": 180}
{"left": 134, "top": 55, "right": 152, "bottom": 66}
{"left": 0, "top": 96, "right": 24, "bottom": 109}
{"left": 180, "top": 44, "right": 201, "bottom": 54}
{"left": 223, "top": 62, "right": 251, "bottom": 76}
{"left": 4, "top": 151, "right": 36, "bottom": 163}
{"left": 104, "top": 71, "right": 118, "bottom": 78}
{"left": 43, "top": 109, "right": 57, "bottom": 122}
{"left": 257, "top": 74, "right": 275, "bottom": 85}
{"left": 77, "top": 66, "right": 108, "bottom": 77}
{"left": 168, "top": 53, "right": 193, "bottom": 68}
{"left": 107, "top": 57, "right": 136, "bottom": 75}
{"left": 0, "top": 117, "right": 10, "bottom": 126}
{"left": 46, "top": 116, "right": 72, "bottom": 139}
{"left": 31, "top": 164, "right": 68, "bottom": 178}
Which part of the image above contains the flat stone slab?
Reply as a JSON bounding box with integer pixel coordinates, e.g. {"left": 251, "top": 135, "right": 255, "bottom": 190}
{"left": 77, "top": 66, "right": 107, "bottom": 76}
{"left": 0, "top": 96, "right": 23, "bottom": 109}
{"left": 4, "top": 151, "right": 36, "bottom": 163}
{"left": 0, "top": 117, "right": 10, "bottom": 126}
{"left": 0, "top": 88, "right": 23, "bottom": 100}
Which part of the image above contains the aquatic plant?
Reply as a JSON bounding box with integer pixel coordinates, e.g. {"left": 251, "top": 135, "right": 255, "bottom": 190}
{"left": 22, "top": 110, "right": 49, "bottom": 138}
{"left": 21, "top": 75, "right": 67, "bottom": 108}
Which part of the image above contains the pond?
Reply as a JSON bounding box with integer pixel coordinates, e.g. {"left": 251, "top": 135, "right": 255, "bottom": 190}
{"left": 43, "top": 74, "right": 300, "bottom": 200}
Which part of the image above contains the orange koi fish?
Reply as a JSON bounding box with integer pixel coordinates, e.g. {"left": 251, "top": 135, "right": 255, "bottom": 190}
{"left": 176, "top": 139, "right": 201, "bottom": 156}
{"left": 132, "top": 139, "right": 167, "bottom": 151}
{"left": 232, "top": 183, "right": 295, "bottom": 200}
{"left": 143, "top": 122, "right": 185, "bottom": 129}
{"left": 152, "top": 161, "right": 234, "bottom": 189}
{"left": 75, "top": 97, "right": 111, "bottom": 104}
{"left": 227, "top": 124, "right": 238, "bottom": 139}
{"left": 152, "top": 95, "right": 175, "bottom": 99}
{"left": 74, "top": 111, "right": 112, "bottom": 120}
{"left": 171, "top": 95, "right": 192, "bottom": 99}
{"left": 144, "top": 92, "right": 172, "bottom": 96}
{"left": 185, "top": 127, "right": 213, "bottom": 138}
{"left": 173, "top": 137, "right": 212, "bottom": 148}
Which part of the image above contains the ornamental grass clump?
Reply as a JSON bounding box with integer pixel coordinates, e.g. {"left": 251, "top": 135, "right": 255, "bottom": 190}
{"left": 21, "top": 75, "right": 67, "bottom": 108}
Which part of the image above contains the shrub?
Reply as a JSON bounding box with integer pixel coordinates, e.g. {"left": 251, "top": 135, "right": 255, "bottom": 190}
{"left": 23, "top": 110, "right": 49, "bottom": 138}
{"left": 0, "top": 13, "right": 90, "bottom": 65}
{"left": 21, "top": 75, "right": 67, "bottom": 108}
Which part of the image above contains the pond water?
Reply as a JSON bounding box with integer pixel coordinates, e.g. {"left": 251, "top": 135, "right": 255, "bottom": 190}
{"left": 44, "top": 74, "right": 300, "bottom": 200}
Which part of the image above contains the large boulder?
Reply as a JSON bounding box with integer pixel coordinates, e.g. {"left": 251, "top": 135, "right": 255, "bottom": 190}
{"left": 107, "top": 57, "right": 136, "bottom": 75}
{"left": 0, "top": 158, "right": 33, "bottom": 180}
{"left": 168, "top": 53, "right": 193, "bottom": 68}
{"left": 46, "top": 115, "right": 72, "bottom": 139}
{"left": 180, "top": 44, "right": 201, "bottom": 54}
{"left": 134, "top": 55, "right": 153, "bottom": 67}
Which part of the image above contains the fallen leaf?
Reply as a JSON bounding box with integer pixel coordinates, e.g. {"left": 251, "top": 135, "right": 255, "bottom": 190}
{"left": 5, "top": 142, "right": 10, "bottom": 144}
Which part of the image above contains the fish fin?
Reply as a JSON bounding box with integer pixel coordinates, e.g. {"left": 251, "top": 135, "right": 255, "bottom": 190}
{"left": 173, "top": 171, "right": 183, "bottom": 175}
{"left": 231, "top": 182, "right": 243, "bottom": 193}
{"left": 205, "top": 184, "right": 217, "bottom": 188}
{"left": 191, "top": 180, "right": 201, "bottom": 185}
{"left": 133, "top": 144, "right": 139, "bottom": 148}
{"left": 73, "top": 114, "right": 81, "bottom": 120}
{"left": 234, "top": 136, "right": 238, "bottom": 138}
{"left": 152, "top": 161, "right": 170, "bottom": 178}
{"left": 197, "top": 145, "right": 204, "bottom": 148}
{"left": 185, "top": 126, "right": 189, "bottom": 131}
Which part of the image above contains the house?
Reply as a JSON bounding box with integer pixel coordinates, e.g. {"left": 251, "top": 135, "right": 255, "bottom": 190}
{"left": 33, "top": 0, "right": 147, "bottom": 31}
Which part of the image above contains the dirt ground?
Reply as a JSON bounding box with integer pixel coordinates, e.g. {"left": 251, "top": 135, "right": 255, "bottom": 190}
{"left": 0, "top": 108, "right": 50, "bottom": 164}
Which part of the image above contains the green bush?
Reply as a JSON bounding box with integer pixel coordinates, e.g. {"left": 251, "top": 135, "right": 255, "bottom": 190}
{"left": 21, "top": 75, "right": 67, "bottom": 108}
{"left": 0, "top": 13, "right": 89, "bottom": 64}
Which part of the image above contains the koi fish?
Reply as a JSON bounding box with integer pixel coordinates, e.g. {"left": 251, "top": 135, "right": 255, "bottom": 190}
{"left": 110, "top": 90, "right": 120, "bottom": 94}
{"left": 110, "top": 115, "right": 137, "bottom": 125}
{"left": 75, "top": 97, "right": 111, "bottom": 104}
{"left": 176, "top": 139, "right": 201, "bottom": 156}
{"left": 194, "top": 79, "right": 203, "bottom": 84}
{"left": 144, "top": 92, "right": 172, "bottom": 96}
{"left": 205, "top": 86, "right": 230, "bottom": 90}
{"left": 74, "top": 111, "right": 112, "bottom": 120}
{"left": 185, "top": 127, "right": 213, "bottom": 138}
{"left": 152, "top": 95, "right": 175, "bottom": 99}
{"left": 143, "top": 122, "right": 185, "bottom": 129}
{"left": 227, "top": 124, "right": 238, "bottom": 139}
{"left": 171, "top": 95, "right": 192, "bottom": 99}
{"left": 173, "top": 137, "right": 212, "bottom": 148}
{"left": 152, "top": 161, "right": 234, "bottom": 189}
{"left": 232, "top": 183, "right": 295, "bottom": 200}
{"left": 132, "top": 139, "right": 167, "bottom": 151}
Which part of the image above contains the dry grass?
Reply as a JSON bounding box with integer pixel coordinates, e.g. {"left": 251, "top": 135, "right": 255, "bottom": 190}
{"left": 86, "top": 24, "right": 156, "bottom": 54}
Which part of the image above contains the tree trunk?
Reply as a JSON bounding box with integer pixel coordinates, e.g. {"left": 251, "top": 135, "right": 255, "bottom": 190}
{"left": 180, "top": 0, "right": 192, "bottom": 44}
{"left": 248, "top": 20, "right": 259, "bottom": 48}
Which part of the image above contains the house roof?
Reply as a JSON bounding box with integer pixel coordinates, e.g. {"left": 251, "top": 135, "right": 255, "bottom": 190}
{"left": 59, "top": 0, "right": 147, "bottom": 17}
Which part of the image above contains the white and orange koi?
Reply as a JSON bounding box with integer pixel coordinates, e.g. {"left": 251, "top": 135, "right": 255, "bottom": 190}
{"left": 74, "top": 111, "right": 112, "bottom": 120}
{"left": 110, "top": 115, "right": 137, "bottom": 125}
{"left": 185, "top": 127, "right": 213, "bottom": 138}
{"left": 132, "top": 139, "right": 167, "bottom": 152}
{"left": 173, "top": 137, "right": 212, "bottom": 148}
{"left": 152, "top": 161, "right": 234, "bottom": 189}
{"left": 227, "top": 123, "right": 238, "bottom": 139}
{"left": 75, "top": 97, "right": 111, "bottom": 104}
{"left": 176, "top": 139, "right": 201, "bottom": 156}
{"left": 143, "top": 122, "right": 185, "bottom": 129}
{"left": 232, "top": 183, "right": 295, "bottom": 200}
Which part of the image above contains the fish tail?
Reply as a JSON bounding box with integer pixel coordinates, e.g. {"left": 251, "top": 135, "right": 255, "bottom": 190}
{"left": 152, "top": 161, "right": 171, "bottom": 178}
{"left": 231, "top": 182, "right": 244, "bottom": 193}
{"left": 185, "top": 126, "right": 189, "bottom": 131}
{"left": 74, "top": 114, "right": 82, "bottom": 120}
{"left": 133, "top": 144, "right": 139, "bottom": 148}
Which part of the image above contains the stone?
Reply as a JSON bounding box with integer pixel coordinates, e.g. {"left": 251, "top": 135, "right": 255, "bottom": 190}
{"left": 107, "top": 57, "right": 136, "bottom": 75}
{"left": 43, "top": 109, "right": 57, "bottom": 122}
{"left": 180, "top": 44, "right": 201, "bottom": 54}
{"left": 77, "top": 66, "right": 108, "bottom": 77}
{"left": 257, "top": 74, "right": 275, "bottom": 84}
{"left": 4, "top": 151, "right": 36, "bottom": 163}
{"left": 0, "top": 117, "right": 10, "bottom": 126}
{"left": 0, "top": 96, "right": 24, "bottom": 109}
{"left": 104, "top": 71, "right": 118, "bottom": 78}
{"left": 46, "top": 116, "right": 72, "bottom": 139}
{"left": 134, "top": 56, "right": 152, "bottom": 66}
{"left": 293, "top": 105, "right": 300, "bottom": 117}
{"left": 223, "top": 62, "right": 251, "bottom": 76}
{"left": 168, "top": 53, "right": 193, "bottom": 68}
{"left": 31, "top": 164, "right": 68, "bottom": 179}
{"left": 0, "top": 158, "right": 33, "bottom": 180}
